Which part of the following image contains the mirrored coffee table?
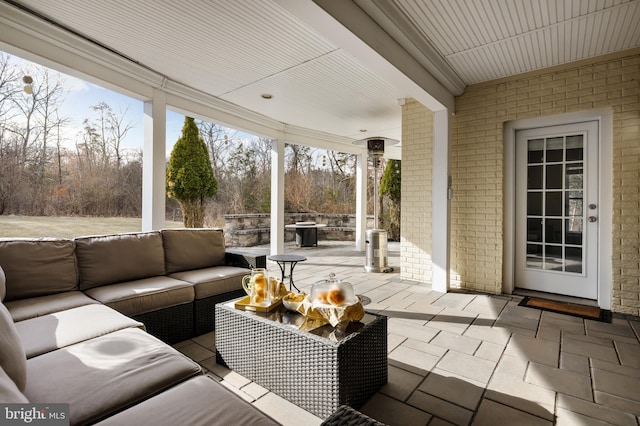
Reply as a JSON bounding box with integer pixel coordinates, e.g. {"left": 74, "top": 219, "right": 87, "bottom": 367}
{"left": 215, "top": 299, "right": 387, "bottom": 419}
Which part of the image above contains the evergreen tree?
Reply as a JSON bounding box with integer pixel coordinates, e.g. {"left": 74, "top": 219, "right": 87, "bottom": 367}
{"left": 380, "top": 159, "right": 401, "bottom": 240}
{"left": 166, "top": 117, "right": 217, "bottom": 227}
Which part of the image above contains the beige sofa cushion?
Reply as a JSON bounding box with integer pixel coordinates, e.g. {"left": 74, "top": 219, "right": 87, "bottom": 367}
{"left": 15, "top": 304, "right": 145, "bottom": 358}
{"left": 24, "top": 327, "right": 201, "bottom": 425}
{"left": 0, "top": 238, "right": 77, "bottom": 301}
{"left": 162, "top": 228, "right": 226, "bottom": 274}
{"left": 83, "top": 276, "right": 194, "bottom": 316}
{"left": 0, "top": 265, "right": 5, "bottom": 301}
{"left": 0, "top": 366, "right": 28, "bottom": 403}
{"left": 170, "top": 265, "right": 247, "bottom": 299}
{"left": 75, "top": 232, "right": 166, "bottom": 290}
{"left": 5, "top": 291, "right": 99, "bottom": 322}
{"left": 0, "top": 302, "right": 27, "bottom": 391}
{"left": 94, "top": 375, "right": 278, "bottom": 426}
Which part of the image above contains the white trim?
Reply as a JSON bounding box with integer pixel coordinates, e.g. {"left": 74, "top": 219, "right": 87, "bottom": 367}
{"left": 270, "top": 139, "right": 286, "bottom": 256}
{"left": 504, "top": 109, "right": 613, "bottom": 309}
{"left": 432, "top": 110, "right": 451, "bottom": 292}
{"left": 142, "top": 90, "right": 167, "bottom": 231}
{"left": 355, "top": 154, "right": 367, "bottom": 251}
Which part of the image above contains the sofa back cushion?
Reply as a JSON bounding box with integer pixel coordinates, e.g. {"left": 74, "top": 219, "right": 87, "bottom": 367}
{"left": 0, "top": 302, "right": 27, "bottom": 392}
{"left": 0, "top": 365, "right": 28, "bottom": 403}
{"left": 75, "top": 232, "right": 166, "bottom": 290}
{"left": 0, "top": 238, "right": 78, "bottom": 301}
{"left": 162, "top": 229, "right": 226, "bottom": 274}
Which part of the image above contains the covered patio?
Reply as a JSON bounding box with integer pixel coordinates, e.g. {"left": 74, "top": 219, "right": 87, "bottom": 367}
{"left": 1, "top": 1, "right": 639, "bottom": 424}
{"left": 179, "top": 241, "right": 640, "bottom": 425}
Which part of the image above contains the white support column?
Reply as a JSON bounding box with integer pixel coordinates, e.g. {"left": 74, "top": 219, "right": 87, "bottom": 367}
{"left": 142, "top": 89, "right": 167, "bottom": 231}
{"left": 432, "top": 109, "right": 451, "bottom": 292}
{"left": 355, "top": 153, "right": 367, "bottom": 251}
{"left": 270, "top": 138, "right": 285, "bottom": 255}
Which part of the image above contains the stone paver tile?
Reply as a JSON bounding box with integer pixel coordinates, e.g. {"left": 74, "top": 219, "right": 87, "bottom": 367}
{"left": 172, "top": 339, "right": 192, "bottom": 349}
{"left": 494, "top": 354, "right": 528, "bottom": 379}
{"left": 388, "top": 333, "right": 406, "bottom": 353}
{"left": 495, "top": 313, "right": 540, "bottom": 332}
{"left": 430, "top": 330, "right": 482, "bottom": 355}
{"left": 592, "top": 367, "right": 640, "bottom": 402}
{"left": 560, "top": 352, "right": 591, "bottom": 376}
{"left": 586, "top": 317, "right": 637, "bottom": 339}
{"left": 462, "top": 295, "right": 508, "bottom": 318}
{"left": 525, "top": 362, "right": 593, "bottom": 400}
{"left": 590, "top": 358, "right": 640, "bottom": 378}
{"left": 487, "top": 373, "right": 556, "bottom": 420}
{"left": 501, "top": 302, "right": 543, "bottom": 320}
{"left": 252, "top": 392, "right": 322, "bottom": 426}
{"left": 540, "top": 312, "right": 586, "bottom": 334}
{"left": 218, "top": 370, "right": 252, "bottom": 389}
{"left": 474, "top": 340, "right": 505, "bottom": 362}
{"left": 629, "top": 319, "right": 640, "bottom": 338}
{"left": 191, "top": 331, "right": 215, "bottom": 349}
{"left": 558, "top": 393, "right": 638, "bottom": 426}
{"left": 588, "top": 330, "right": 640, "bottom": 344}
{"left": 562, "top": 333, "right": 619, "bottom": 363}
{"left": 431, "top": 292, "right": 476, "bottom": 310}
{"left": 615, "top": 340, "right": 640, "bottom": 368}
{"left": 504, "top": 334, "right": 560, "bottom": 367}
{"left": 360, "top": 393, "right": 432, "bottom": 426}
{"left": 408, "top": 390, "right": 473, "bottom": 426}
{"left": 403, "top": 338, "right": 449, "bottom": 357}
{"left": 536, "top": 326, "right": 561, "bottom": 343}
{"left": 594, "top": 391, "right": 640, "bottom": 417}
{"left": 472, "top": 399, "right": 552, "bottom": 426}
{"left": 418, "top": 370, "right": 485, "bottom": 410}
{"left": 436, "top": 350, "right": 496, "bottom": 384}
{"left": 389, "top": 345, "right": 441, "bottom": 374}
{"left": 425, "top": 308, "right": 477, "bottom": 335}
{"left": 464, "top": 324, "right": 510, "bottom": 346}
{"left": 177, "top": 341, "right": 215, "bottom": 362}
{"left": 219, "top": 380, "right": 255, "bottom": 403}
{"left": 380, "top": 364, "right": 425, "bottom": 401}
{"left": 405, "top": 302, "right": 445, "bottom": 318}
{"left": 388, "top": 318, "right": 440, "bottom": 342}
{"left": 555, "top": 408, "right": 612, "bottom": 426}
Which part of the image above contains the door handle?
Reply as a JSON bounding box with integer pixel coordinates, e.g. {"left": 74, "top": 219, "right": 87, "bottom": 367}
{"left": 588, "top": 216, "right": 597, "bottom": 222}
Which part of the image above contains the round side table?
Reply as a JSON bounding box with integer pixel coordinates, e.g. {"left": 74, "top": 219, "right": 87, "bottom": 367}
{"left": 268, "top": 254, "right": 307, "bottom": 292}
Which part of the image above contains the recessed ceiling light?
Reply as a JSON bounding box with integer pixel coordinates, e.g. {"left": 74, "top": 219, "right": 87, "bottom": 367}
{"left": 261, "top": 94, "right": 273, "bottom": 99}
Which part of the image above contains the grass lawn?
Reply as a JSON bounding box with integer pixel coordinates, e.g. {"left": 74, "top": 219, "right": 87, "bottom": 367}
{"left": 0, "top": 215, "right": 184, "bottom": 238}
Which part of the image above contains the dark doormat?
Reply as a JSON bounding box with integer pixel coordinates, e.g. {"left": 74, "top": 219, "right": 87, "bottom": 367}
{"left": 518, "top": 296, "right": 612, "bottom": 322}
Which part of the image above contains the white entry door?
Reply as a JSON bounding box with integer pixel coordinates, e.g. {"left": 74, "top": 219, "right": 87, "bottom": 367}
{"left": 515, "top": 121, "right": 599, "bottom": 299}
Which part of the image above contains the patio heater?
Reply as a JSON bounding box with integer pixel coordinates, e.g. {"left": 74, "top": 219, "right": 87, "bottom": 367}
{"left": 354, "top": 137, "right": 399, "bottom": 273}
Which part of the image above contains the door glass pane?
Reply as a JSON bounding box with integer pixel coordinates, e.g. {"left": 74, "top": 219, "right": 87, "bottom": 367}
{"left": 565, "top": 247, "right": 583, "bottom": 273}
{"left": 527, "top": 218, "right": 542, "bottom": 242}
{"left": 565, "top": 163, "right": 583, "bottom": 189}
{"left": 546, "top": 219, "right": 563, "bottom": 243}
{"left": 544, "top": 245, "right": 563, "bottom": 270}
{"left": 527, "top": 192, "right": 542, "bottom": 216}
{"left": 546, "top": 164, "right": 563, "bottom": 189}
{"left": 566, "top": 135, "right": 583, "bottom": 161}
{"left": 528, "top": 165, "right": 543, "bottom": 189}
{"left": 526, "top": 244, "right": 543, "bottom": 269}
{"left": 528, "top": 139, "right": 544, "bottom": 163}
{"left": 546, "top": 137, "right": 563, "bottom": 162}
{"left": 545, "top": 192, "right": 562, "bottom": 216}
{"left": 566, "top": 191, "right": 583, "bottom": 216}
{"left": 565, "top": 219, "right": 583, "bottom": 245}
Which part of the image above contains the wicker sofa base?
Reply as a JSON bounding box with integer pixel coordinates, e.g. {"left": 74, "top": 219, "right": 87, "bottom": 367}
{"left": 216, "top": 301, "right": 388, "bottom": 419}
{"left": 194, "top": 289, "right": 247, "bottom": 336}
{"left": 133, "top": 302, "right": 194, "bottom": 344}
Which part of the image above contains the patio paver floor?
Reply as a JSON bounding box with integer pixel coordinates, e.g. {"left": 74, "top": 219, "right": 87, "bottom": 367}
{"left": 175, "top": 241, "right": 640, "bottom": 426}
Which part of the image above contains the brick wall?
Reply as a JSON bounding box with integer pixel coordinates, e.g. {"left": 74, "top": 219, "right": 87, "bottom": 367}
{"left": 399, "top": 51, "right": 639, "bottom": 314}
{"left": 401, "top": 99, "right": 434, "bottom": 282}
{"left": 450, "top": 51, "right": 640, "bottom": 314}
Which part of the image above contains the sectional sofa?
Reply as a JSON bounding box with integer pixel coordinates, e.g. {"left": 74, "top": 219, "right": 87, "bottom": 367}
{"left": 0, "top": 228, "right": 277, "bottom": 425}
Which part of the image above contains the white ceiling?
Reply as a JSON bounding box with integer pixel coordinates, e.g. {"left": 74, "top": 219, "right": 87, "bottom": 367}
{"left": 2, "top": 0, "right": 639, "bottom": 150}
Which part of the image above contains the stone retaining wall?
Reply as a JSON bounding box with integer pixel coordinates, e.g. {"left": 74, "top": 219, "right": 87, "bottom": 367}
{"left": 224, "top": 213, "right": 372, "bottom": 247}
